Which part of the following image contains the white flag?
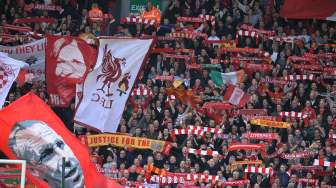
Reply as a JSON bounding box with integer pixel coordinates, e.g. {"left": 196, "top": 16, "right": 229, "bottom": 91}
{"left": 0, "top": 52, "right": 28, "bottom": 108}
{"left": 74, "top": 38, "right": 153, "bottom": 132}
{"left": 0, "top": 39, "right": 45, "bottom": 81}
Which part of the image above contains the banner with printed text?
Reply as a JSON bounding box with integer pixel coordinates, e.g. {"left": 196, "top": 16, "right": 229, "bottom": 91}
{"left": 85, "top": 134, "right": 171, "bottom": 154}
{"left": 0, "top": 39, "right": 45, "bottom": 81}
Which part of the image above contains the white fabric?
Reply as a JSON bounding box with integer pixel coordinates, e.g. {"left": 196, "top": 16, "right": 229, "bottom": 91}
{"left": 220, "top": 71, "right": 239, "bottom": 85}
{"left": 228, "top": 87, "right": 244, "bottom": 105}
{"left": 0, "top": 39, "right": 45, "bottom": 81}
{"left": 75, "top": 38, "right": 153, "bottom": 133}
{"left": 0, "top": 53, "right": 28, "bottom": 108}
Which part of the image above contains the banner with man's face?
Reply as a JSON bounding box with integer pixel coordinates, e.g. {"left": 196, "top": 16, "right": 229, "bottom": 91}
{"left": 46, "top": 35, "right": 97, "bottom": 107}
{"left": 0, "top": 92, "right": 121, "bottom": 188}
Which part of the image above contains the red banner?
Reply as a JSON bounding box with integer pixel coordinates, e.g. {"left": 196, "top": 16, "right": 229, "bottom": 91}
{"left": 46, "top": 35, "right": 97, "bottom": 107}
{"left": 0, "top": 92, "right": 121, "bottom": 188}
{"left": 280, "top": 0, "right": 336, "bottom": 21}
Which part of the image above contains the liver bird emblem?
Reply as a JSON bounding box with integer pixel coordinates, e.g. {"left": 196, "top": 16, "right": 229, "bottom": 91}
{"left": 96, "top": 44, "right": 126, "bottom": 96}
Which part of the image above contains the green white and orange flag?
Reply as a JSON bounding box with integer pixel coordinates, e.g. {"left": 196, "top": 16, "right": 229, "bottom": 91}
{"left": 210, "top": 70, "right": 244, "bottom": 87}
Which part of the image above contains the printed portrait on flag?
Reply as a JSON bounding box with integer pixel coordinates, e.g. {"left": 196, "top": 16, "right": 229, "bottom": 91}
{"left": 0, "top": 92, "right": 122, "bottom": 188}
{"left": 52, "top": 38, "right": 86, "bottom": 80}
{"left": 46, "top": 35, "right": 97, "bottom": 107}
{"left": 8, "top": 120, "right": 84, "bottom": 188}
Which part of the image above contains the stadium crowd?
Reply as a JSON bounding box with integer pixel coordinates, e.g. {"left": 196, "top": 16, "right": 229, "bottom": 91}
{"left": 1, "top": 0, "right": 336, "bottom": 187}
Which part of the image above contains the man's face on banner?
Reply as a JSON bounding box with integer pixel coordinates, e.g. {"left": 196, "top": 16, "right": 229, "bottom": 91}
{"left": 8, "top": 120, "right": 84, "bottom": 188}
{"left": 54, "top": 39, "right": 86, "bottom": 79}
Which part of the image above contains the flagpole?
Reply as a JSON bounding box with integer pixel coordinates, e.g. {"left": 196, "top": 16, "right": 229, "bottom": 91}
{"left": 61, "top": 157, "right": 65, "bottom": 188}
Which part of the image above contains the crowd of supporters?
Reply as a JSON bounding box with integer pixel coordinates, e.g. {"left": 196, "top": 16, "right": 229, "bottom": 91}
{"left": 1, "top": 0, "right": 336, "bottom": 187}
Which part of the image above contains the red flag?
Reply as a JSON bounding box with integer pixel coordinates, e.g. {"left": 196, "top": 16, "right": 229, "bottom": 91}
{"left": 166, "top": 87, "right": 202, "bottom": 108}
{"left": 223, "top": 84, "right": 251, "bottom": 107}
{"left": 280, "top": 0, "right": 336, "bottom": 21}
{"left": 0, "top": 92, "right": 122, "bottom": 188}
{"left": 46, "top": 35, "right": 97, "bottom": 107}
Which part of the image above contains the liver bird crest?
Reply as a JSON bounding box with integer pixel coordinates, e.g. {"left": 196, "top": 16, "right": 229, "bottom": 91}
{"left": 96, "top": 44, "right": 126, "bottom": 96}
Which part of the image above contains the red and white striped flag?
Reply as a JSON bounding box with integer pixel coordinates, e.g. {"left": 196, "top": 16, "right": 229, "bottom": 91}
{"left": 199, "top": 14, "right": 215, "bottom": 26}
{"left": 187, "top": 148, "right": 222, "bottom": 158}
{"left": 314, "top": 159, "right": 336, "bottom": 168}
{"left": 169, "top": 32, "right": 208, "bottom": 39}
{"left": 188, "top": 125, "right": 224, "bottom": 134}
{"left": 186, "top": 174, "right": 219, "bottom": 182}
{"left": 283, "top": 74, "right": 315, "bottom": 81}
{"left": 279, "top": 111, "right": 308, "bottom": 119}
{"left": 131, "top": 84, "right": 153, "bottom": 97}
{"left": 1, "top": 24, "right": 32, "bottom": 33}
{"left": 171, "top": 128, "right": 205, "bottom": 137}
{"left": 121, "top": 17, "right": 157, "bottom": 26}
{"left": 236, "top": 30, "right": 260, "bottom": 40}
{"left": 244, "top": 166, "right": 273, "bottom": 175}
{"left": 223, "top": 84, "right": 251, "bottom": 107}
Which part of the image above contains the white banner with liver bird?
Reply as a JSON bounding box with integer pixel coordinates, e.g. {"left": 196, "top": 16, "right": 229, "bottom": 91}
{"left": 74, "top": 38, "right": 153, "bottom": 133}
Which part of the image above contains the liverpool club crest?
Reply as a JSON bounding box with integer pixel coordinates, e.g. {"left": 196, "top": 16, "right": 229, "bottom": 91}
{"left": 96, "top": 44, "right": 126, "bottom": 96}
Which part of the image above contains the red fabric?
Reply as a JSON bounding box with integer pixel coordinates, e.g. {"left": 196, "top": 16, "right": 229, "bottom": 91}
{"left": 46, "top": 35, "right": 97, "bottom": 107}
{"left": 280, "top": 0, "right": 336, "bottom": 20}
{"left": 302, "top": 106, "right": 317, "bottom": 120}
{"left": 2, "top": 24, "right": 32, "bottom": 32}
{"left": 202, "top": 102, "right": 235, "bottom": 110}
{"left": 13, "top": 18, "right": 57, "bottom": 24}
{"left": 0, "top": 92, "right": 122, "bottom": 188}
{"left": 16, "top": 69, "right": 27, "bottom": 87}
{"left": 228, "top": 143, "right": 267, "bottom": 157}
{"left": 223, "top": 84, "right": 251, "bottom": 107}
{"left": 196, "top": 108, "right": 222, "bottom": 125}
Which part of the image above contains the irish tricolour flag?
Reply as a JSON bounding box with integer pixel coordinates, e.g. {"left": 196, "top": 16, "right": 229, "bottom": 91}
{"left": 210, "top": 70, "right": 244, "bottom": 87}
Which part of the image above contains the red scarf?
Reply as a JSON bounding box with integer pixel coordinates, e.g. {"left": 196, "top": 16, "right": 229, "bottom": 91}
{"left": 2, "top": 24, "right": 32, "bottom": 32}
{"left": 216, "top": 180, "right": 250, "bottom": 187}
{"left": 221, "top": 47, "right": 270, "bottom": 57}
{"left": 298, "top": 178, "right": 319, "bottom": 186}
{"left": 162, "top": 53, "right": 191, "bottom": 61}
{"left": 187, "top": 148, "right": 223, "bottom": 158}
{"left": 243, "top": 63, "right": 273, "bottom": 72}
{"left": 24, "top": 3, "right": 63, "bottom": 12}
{"left": 280, "top": 150, "right": 317, "bottom": 160}
{"left": 239, "top": 24, "right": 276, "bottom": 37}
{"left": 260, "top": 78, "right": 288, "bottom": 85}
{"left": 13, "top": 18, "right": 56, "bottom": 24}
{"left": 233, "top": 109, "right": 267, "bottom": 116}
{"left": 242, "top": 133, "right": 279, "bottom": 141}
{"left": 169, "top": 32, "right": 208, "bottom": 39}
{"left": 155, "top": 75, "right": 174, "bottom": 81}
{"left": 242, "top": 115, "right": 276, "bottom": 121}
{"left": 202, "top": 102, "right": 235, "bottom": 110}
{"left": 120, "top": 16, "right": 157, "bottom": 26}
{"left": 228, "top": 143, "right": 267, "bottom": 157}
{"left": 288, "top": 56, "right": 315, "bottom": 63}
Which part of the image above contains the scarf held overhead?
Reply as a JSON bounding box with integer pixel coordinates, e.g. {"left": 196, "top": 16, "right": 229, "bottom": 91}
{"left": 86, "top": 134, "right": 171, "bottom": 154}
